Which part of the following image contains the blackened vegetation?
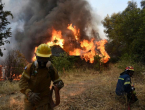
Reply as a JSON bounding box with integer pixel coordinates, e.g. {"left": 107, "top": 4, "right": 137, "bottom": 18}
{"left": 51, "top": 45, "right": 67, "bottom": 57}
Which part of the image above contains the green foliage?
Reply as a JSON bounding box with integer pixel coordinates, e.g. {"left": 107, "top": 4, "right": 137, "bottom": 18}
{"left": 52, "top": 53, "right": 77, "bottom": 72}
{"left": 0, "top": 1, "right": 13, "bottom": 56}
{"left": 141, "top": 0, "right": 145, "bottom": 9}
{"left": 102, "top": 1, "right": 145, "bottom": 63}
{"left": 93, "top": 55, "right": 104, "bottom": 71}
{"left": 117, "top": 53, "right": 143, "bottom": 74}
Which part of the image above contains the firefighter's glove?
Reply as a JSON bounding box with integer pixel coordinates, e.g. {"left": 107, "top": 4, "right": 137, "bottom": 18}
{"left": 54, "top": 80, "right": 64, "bottom": 90}
{"left": 27, "top": 92, "right": 41, "bottom": 104}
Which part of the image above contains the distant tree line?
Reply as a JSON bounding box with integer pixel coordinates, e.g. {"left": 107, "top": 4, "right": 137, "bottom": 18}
{"left": 102, "top": 0, "right": 145, "bottom": 63}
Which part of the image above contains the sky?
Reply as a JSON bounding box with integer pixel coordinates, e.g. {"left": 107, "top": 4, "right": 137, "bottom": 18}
{"left": 88, "top": 0, "right": 141, "bottom": 17}
{"left": 87, "top": 0, "right": 141, "bottom": 38}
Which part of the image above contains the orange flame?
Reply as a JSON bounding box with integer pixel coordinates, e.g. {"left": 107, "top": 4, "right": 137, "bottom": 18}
{"left": 96, "top": 39, "right": 110, "bottom": 63}
{"left": 67, "top": 24, "right": 80, "bottom": 40}
{"left": 69, "top": 38, "right": 110, "bottom": 63}
{"left": 19, "top": 74, "right": 22, "bottom": 78}
{"left": 32, "top": 47, "right": 37, "bottom": 61}
{"left": 47, "top": 29, "right": 64, "bottom": 48}
{"left": 32, "top": 29, "right": 64, "bottom": 61}
{"left": 32, "top": 24, "right": 110, "bottom": 63}
{"left": 69, "top": 38, "right": 96, "bottom": 63}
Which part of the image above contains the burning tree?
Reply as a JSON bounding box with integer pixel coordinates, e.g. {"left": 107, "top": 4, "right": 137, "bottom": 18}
{"left": 2, "top": 50, "right": 28, "bottom": 80}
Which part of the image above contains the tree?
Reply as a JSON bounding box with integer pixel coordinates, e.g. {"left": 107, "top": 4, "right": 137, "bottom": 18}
{"left": 141, "top": 0, "right": 145, "bottom": 9}
{"left": 2, "top": 50, "right": 28, "bottom": 80}
{"left": 52, "top": 53, "right": 76, "bottom": 72}
{"left": 0, "top": 1, "right": 13, "bottom": 56}
{"left": 102, "top": 1, "right": 142, "bottom": 62}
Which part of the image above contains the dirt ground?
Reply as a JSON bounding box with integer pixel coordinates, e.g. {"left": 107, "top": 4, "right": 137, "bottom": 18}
{"left": 0, "top": 66, "right": 145, "bottom": 110}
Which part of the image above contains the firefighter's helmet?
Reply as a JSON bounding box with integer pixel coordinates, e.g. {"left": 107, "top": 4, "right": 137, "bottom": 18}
{"left": 36, "top": 44, "right": 52, "bottom": 57}
{"left": 125, "top": 66, "right": 134, "bottom": 71}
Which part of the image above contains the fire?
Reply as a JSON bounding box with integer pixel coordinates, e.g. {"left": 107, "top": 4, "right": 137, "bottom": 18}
{"left": 67, "top": 24, "right": 80, "bottom": 40}
{"left": 96, "top": 39, "right": 110, "bottom": 63}
{"left": 32, "top": 29, "right": 64, "bottom": 61}
{"left": 19, "top": 74, "right": 22, "bottom": 78}
{"left": 11, "top": 74, "right": 22, "bottom": 81}
{"left": 32, "top": 24, "right": 110, "bottom": 63}
{"left": 69, "top": 38, "right": 110, "bottom": 63}
{"left": 47, "top": 29, "right": 64, "bottom": 48}
{"left": 69, "top": 38, "right": 96, "bottom": 63}
{"left": 32, "top": 47, "right": 37, "bottom": 61}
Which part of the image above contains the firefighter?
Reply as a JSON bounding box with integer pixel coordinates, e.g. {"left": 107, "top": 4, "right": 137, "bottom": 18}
{"left": 115, "top": 66, "right": 138, "bottom": 103}
{"left": 19, "top": 44, "right": 64, "bottom": 110}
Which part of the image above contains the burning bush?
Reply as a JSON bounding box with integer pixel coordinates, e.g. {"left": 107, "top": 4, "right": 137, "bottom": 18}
{"left": 2, "top": 50, "right": 28, "bottom": 80}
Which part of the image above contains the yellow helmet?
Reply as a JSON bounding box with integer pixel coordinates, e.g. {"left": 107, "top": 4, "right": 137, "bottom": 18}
{"left": 36, "top": 44, "right": 52, "bottom": 57}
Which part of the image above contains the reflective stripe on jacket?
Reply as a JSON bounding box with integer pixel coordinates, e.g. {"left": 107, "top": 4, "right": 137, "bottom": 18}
{"left": 115, "top": 73, "right": 132, "bottom": 95}
{"left": 19, "top": 61, "right": 62, "bottom": 108}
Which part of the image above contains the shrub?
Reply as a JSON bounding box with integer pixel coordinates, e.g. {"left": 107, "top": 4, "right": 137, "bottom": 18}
{"left": 52, "top": 53, "right": 77, "bottom": 72}
{"left": 117, "top": 53, "right": 144, "bottom": 74}
{"left": 93, "top": 55, "right": 104, "bottom": 71}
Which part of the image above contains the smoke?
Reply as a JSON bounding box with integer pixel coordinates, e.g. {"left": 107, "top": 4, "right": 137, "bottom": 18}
{"left": 4, "top": 0, "right": 102, "bottom": 62}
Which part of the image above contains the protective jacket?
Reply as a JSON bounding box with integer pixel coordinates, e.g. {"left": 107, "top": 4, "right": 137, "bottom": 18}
{"left": 19, "top": 60, "right": 62, "bottom": 108}
{"left": 115, "top": 71, "right": 132, "bottom": 96}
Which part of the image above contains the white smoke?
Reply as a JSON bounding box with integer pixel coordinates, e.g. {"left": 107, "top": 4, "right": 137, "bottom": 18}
{"left": 0, "top": 0, "right": 29, "bottom": 62}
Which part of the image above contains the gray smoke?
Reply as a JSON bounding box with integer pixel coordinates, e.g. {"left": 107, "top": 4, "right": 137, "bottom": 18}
{"left": 13, "top": 0, "right": 101, "bottom": 62}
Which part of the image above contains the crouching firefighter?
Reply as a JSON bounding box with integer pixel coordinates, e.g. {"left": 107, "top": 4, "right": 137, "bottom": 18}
{"left": 115, "top": 66, "right": 138, "bottom": 104}
{"left": 19, "top": 44, "right": 64, "bottom": 110}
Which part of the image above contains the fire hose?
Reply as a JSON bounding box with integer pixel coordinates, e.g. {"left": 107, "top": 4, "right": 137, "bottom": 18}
{"left": 127, "top": 85, "right": 137, "bottom": 110}
{"left": 50, "top": 86, "right": 60, "bottom": 108}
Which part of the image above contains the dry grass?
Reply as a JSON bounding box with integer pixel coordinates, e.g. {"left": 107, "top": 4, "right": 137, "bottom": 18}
{"left": 0, "top": 80, "right": 20, "bottom": 94}
{"left": 0, "top": 64, "right": 145, "bottom": 110}
{"left": 56, "top": 64, "right": 145, "bottom": 110}
{"left": 0, "top": 93, "right": 24, "bottom": 110}
{"left": 0, "top": 81, "right": 23, "bottom": 110}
